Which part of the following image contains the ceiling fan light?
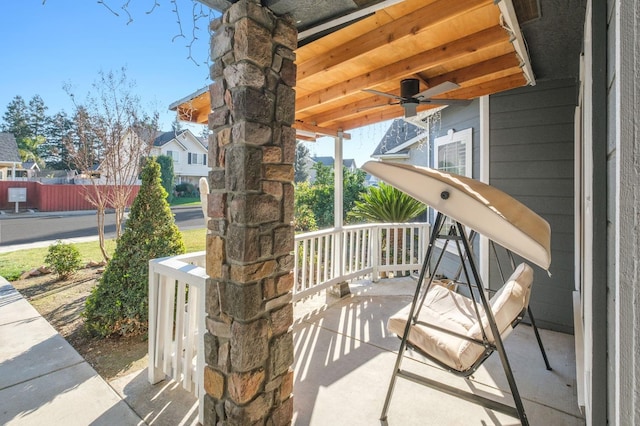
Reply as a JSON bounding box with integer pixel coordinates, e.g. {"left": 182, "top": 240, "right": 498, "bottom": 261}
{"left": 400, "top": 79, "right": 420, "bottom": 98}
{"left": 404, "top": 103, "right": 418, "bottom": 118}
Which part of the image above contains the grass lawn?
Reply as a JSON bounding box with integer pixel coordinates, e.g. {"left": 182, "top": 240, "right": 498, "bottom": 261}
{"left": 169, "top": 196, "right": 201, "bottom": 207}
{"left": 0, "top": 228, "right": 206, "bottom": 281}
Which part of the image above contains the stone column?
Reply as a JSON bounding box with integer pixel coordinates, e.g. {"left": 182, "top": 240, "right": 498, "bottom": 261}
{"left": 203, "top": 1, "right": 297, "bottom": 425}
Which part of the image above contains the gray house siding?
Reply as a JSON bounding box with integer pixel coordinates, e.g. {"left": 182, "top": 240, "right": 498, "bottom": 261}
{"left": 489, "top": 78, "right": 577, "bottom": 333}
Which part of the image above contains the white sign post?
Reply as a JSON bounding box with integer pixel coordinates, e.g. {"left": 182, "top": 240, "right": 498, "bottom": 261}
{"left": 8, "top": 187, "right": 27, "bottom": 213}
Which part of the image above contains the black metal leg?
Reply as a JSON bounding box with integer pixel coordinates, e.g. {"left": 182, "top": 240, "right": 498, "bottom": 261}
{"left": 527, "top": 306, "right": 552, "bottom": 371}
{"left": 380, "top": 213, "right": 444, "bottom": 421}
{"left": 458, "top": 222, "right": 530, "bottom": 426}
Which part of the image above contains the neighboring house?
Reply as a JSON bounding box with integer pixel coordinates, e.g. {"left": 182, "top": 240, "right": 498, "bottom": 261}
{"left": 0, "top": 133, "right": 22, "bottom": 181}
{"left": 306, "top": 155, "right": 357, "bottom": 182}
{"left": 151, "top": 129, "right": 209, "bottom": 186}
{"left": 19, "top": 162, "right": 40, "bottom": 179}
{"left": 76, "top": 127, "right": 153, "bottom": 185}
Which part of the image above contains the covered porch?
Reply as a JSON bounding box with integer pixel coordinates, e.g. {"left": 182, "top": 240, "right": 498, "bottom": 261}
{"left": 145, "top": 216, "right": 582, "bottom": 424}
{"left": 164, "top": 0, "right": 587, "bottom": 424}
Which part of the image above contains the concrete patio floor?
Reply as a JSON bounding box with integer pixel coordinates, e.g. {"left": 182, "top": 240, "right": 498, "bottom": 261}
{"left": 292, "top": 277, "right": 584, "bottom": 426}
{"left": 1, "top": 275, "right": 584, "bottom": 425}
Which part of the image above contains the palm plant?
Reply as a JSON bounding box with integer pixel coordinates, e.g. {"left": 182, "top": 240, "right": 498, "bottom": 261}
{"left": 349, "top": 182, "right": 427, "bottom": 275}
{"left": 348, "top": 182, "right": 426, "bottom": 223}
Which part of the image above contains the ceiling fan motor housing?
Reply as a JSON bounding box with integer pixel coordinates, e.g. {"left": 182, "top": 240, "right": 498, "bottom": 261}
{"left": 400, "top": 78, "right": 420, "bottom": 99}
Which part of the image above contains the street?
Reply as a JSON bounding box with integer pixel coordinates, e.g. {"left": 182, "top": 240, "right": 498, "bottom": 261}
{"left": 0, "top": 206, "right": 204, "bottom": 247}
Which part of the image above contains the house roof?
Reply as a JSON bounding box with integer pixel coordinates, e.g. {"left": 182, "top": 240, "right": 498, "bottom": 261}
{"left": 311, "top": 156, "right": 357, "bottom": 169}
{"left": 371, "top": 119, "right": 425, "bottom": 157}
{"left": 153, "top": 129, "right": 209, "bottom": 150}
{"left": 0, "top": 133, "right": 21, "bottom": 163}
{"left": 22, "top": 161, "right": 40, "bottom": 170}
{"left": 154, "top": 129, "right": 188, "bottom": 147}
{"left": 177, "top": 0, "right": 537, "bottom": 139}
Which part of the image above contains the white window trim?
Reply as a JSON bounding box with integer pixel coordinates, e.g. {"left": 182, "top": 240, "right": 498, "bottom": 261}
{"left": 434, "top": 127, "right": 472, "bottom": 177}
{"left": 167, "top": 150, "right": 180, "bottom": 163}
{"left": 433, "top": 127, "right": 473, "bottom": 255}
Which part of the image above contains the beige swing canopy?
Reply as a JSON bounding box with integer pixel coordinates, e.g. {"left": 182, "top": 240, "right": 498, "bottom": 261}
{"left": 361, "top": 161, "right": 551, "bottom": 271}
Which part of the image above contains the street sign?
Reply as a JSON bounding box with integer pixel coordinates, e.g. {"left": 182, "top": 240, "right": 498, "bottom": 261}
{"left": 8, "top": 187, "right": 27, "bottom": 213}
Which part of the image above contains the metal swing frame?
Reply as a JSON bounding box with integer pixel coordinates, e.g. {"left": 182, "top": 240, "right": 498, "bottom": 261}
{"left": 380, "top": 211, "right": 545, "bottom": 426}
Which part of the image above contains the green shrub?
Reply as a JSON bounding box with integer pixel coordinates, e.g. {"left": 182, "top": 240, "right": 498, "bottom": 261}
{"left": 84, "top": 158, "right": 185, "bottom": 337}
{"left": 45, "top": 241, "right": 82, "bottom": 280}
{"left": 174, "top": 182, "right": 196, "bottom": 197}
{"left": 156, "top": 155, "right": 175, "bottom": 201}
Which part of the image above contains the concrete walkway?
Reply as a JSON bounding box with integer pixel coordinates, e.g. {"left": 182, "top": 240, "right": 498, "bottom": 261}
{"left": 0, "top": 277, "right": 144, "bottom": 426}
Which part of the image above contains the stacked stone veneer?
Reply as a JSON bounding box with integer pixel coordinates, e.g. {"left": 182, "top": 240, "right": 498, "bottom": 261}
{"left": 203, "top": 1, "right": 296, "bottom": 425}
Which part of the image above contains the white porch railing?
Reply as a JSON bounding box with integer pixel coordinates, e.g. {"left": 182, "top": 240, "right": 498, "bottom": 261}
{"left": 147, "top": 222, "right": 429, "bottom": 422}
{"left": 294, "top": 222, "right": 429, "bottom": 301}
{"left": 148, "top": 251, "right": 207, "bottom": 424}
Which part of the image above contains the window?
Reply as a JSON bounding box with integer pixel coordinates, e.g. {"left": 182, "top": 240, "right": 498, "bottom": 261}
{"left": 434, "top": 128, "right": 472, "bottom": 177}
{"left": 188, "top": 153, "right": 202, "bottom": 165}
{"left": 167, "top": 150, "right": 179, "bottom": 163}
{"left": 433, "top": 127, "right": 473, "bottom": 252}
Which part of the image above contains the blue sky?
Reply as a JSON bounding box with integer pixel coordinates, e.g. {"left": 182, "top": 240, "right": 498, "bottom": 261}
{"left": 0, "top": 0, "right": 387, "bottom": 167}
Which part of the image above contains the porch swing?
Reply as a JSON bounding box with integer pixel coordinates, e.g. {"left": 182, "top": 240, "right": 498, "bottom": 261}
{"left": 361, "top": 161, "right": 553, "bottom": 426}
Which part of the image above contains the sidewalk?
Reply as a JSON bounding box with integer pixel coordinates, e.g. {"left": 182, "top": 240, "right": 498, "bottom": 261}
{"left": 0, "top": 236, "right": 101, "bottom": 254}
{"left": 0, "top": 277, "right": 144, "bottom": 426}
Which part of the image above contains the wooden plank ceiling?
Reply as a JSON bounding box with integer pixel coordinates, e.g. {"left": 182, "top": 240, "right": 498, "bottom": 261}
{"left": 173, "top": 0, "right": 534, "bottom": 140}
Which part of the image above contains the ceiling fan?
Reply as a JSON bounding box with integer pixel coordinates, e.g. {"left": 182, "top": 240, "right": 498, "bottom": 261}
{"left": 363, "top": 79, "right": 470, "bottom": 118}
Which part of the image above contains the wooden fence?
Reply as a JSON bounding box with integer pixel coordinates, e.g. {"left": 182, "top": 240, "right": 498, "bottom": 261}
{"left": 0, "top": 181, "right": 140, "bottom": 212}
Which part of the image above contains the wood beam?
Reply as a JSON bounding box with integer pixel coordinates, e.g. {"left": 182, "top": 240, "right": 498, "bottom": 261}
{"left": 293, "top": 121, "right": 352, "bottom": 140}
{"left": 438, "top": 73, "right": 527, "bottom": 100}
{"left": 304, "top": 53, "right": 520, "bottom": 126}
{"left": 297, "top": 0, "right": 492, "bottom": 82}
{"left": 296, "top": 25, "right": 509, "bottom": 112}
{"left": 427, "top": 53, "right": 522, "bottom": 87}
{"left": 325, "top": 105, "right": 430, "bottom": 133}
{"left": 298, "top": 93, "right": 402, "bottom": 126}
{"left": 307, "top": 74, "right": 528, "bottom": 132}
{"left": 295, "top": 134, "right": 317, "bottom": 142}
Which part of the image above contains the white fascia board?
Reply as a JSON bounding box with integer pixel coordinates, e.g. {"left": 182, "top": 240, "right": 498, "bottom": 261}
{"left": 371, "top": 153, "right": 410, "bottom": 160}
{"left": 497, "top": 0, "right": 536, "bottom": 86}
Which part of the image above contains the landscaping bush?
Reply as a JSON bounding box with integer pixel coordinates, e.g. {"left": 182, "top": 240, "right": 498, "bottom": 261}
{"left": 84, "top": 158, "right": 185, "bottom": 337}
{"left": 174, "top": 182, "right": 196, "bottom": 197}
{"left": 45, "top": 241, "right": 82, "bottom": 280}
{"left": 156, "top": 155, "right": 175, "bottom": 201}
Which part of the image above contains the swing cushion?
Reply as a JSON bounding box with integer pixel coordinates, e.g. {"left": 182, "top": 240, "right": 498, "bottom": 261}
{"left": 388, "top": 263, "right": 534, "bottom": 372}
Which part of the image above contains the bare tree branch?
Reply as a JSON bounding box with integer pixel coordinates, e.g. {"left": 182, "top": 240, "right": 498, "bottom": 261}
{"left": 65, "top": 68, "right": 159, "bottom": 260}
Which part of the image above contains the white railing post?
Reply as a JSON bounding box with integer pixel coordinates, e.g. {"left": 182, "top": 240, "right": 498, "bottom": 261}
{"left": 147, "top": 253, "right": 208, "bottom": 425}
{"left": 372, "top": 225, "right": 380, "bottom": 282}
{"left": 148, "top": 264, "right": 164, "bottom": 384}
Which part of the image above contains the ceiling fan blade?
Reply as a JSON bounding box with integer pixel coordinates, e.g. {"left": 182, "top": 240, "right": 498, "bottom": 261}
{"left": 362, "top": 89, "right": 404, "bottom": 101}
{"left": 419, "top": 98, "right": 472, "bottom": 106}
{"left": 414, "top": 81, "right": 460, "bottom": 100}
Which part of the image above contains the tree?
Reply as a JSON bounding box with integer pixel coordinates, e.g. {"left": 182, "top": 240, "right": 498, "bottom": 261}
{"left": 66, "top": 68, "right": 158, "bottom": 260}
{"left": 1, "top": 95, "right": 30, "bottom": 142}
{"left": 18, "top": 136, "right": 45, "bottom": 166}
{"left": 294, "top": 162, "right": 367, "bottom": 229}
{"left": 42, "top": 111, "right": 74, "bottom": 169}
{"left": 1, "top": 95, "right": 50, "bottom": 167}
{"left": 156, "top": 154, "right": 175, "bottom": 200}
{"left": 294, "top": 143, "right": 310, "bottom": 183}
{"left": 27, "top": 95, "right": 48, "bottom": 140}
{"left": 171, "top": 116, "right": 183, "bottom": 132}
{"left": 84, "top": 158, "right": 185, "bottom": 337}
